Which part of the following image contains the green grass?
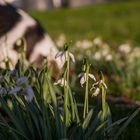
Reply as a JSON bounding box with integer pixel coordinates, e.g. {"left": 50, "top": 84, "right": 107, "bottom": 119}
{"left": 29, "top": 1, "right": 140, "bottom": 45}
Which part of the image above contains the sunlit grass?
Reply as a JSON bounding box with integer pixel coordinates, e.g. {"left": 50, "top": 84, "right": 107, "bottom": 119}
{"left": 30, "top": 1, "right": 140, "bottom": 45}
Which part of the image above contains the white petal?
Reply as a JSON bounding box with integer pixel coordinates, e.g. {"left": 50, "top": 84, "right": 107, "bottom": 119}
{"left": 55, "top": 51, "right": 66, "bottom": 68}
{"left": 8, "top": 87, "right": 22, "bottom": 94}
{"left": 88, "top": 73, "right": 96, "bottom": 81}
{"left": 55, "top": 51, "right": 64, "bottom": 59}
{"left": 92, "top": 88, "right": 100, "bottom": 96}
{"left": 78, "top": 72, "right": 84, "bottom": 78}
{"left": 69, "top": 52, "right": 75, "bottom": 63}
{"left": 25, "top": 86, "right": 34, "bottom": 102}
{"left": 61, "top": 78, "right": 67, "bottom": 87}
{"left": 54, "top": 79, "right": 61, "bottom": 85}
{"left": 92, "top": 81, "right": 99, "bottom": 87}
{"left": 54, "top": 78, "right": 67, "bottom": 87}
{"left": 80, "top": 74, "right": 86, "bottom": 87}
{"left": 61, "top": 52, "right": 67, "bottom": 62}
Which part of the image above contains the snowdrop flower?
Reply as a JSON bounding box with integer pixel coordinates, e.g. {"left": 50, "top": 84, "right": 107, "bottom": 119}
{"left": 8, "top": 86, "right": 22, "bottom": 95}
{"left": 93, "top": 52, "right": 101, "bottom": 60}
{"left": 25, "top": 86, "right": 34, "bottom": 102}
{"left": 105, "top": 54, "right": 113, "bottom": 61}
{"left": 118, "top": 43, "right": 131, "bottom": 54}
{"left": 127, "top": 47, "right": 140, "bottom": 63}
{"left": 92, "top": 87, "right": 100, "bottom": 96}
{"left": 78, "top": 72, "right": 96, "bottom": 87}
{"left": 75, "top": 40, "right": 92, "bottom": 49}
{"left": 93, "top": 37, "right": 103, "bottom": 47}
{"left": 55, "top": 50, "right": 75, "bottom": 68}
{"left": 91, "top": 80, "right": 107, "bottom": 96}
{"left": 54, "top": 78, "right": 67, "bottom": 87}
{"left": 102, "top": 48, "right": 109, "bottom": 57}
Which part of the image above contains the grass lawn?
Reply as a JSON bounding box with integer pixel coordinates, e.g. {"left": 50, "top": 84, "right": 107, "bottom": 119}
{"left": 29, "top": 1, "right": 140, "bottom": 45}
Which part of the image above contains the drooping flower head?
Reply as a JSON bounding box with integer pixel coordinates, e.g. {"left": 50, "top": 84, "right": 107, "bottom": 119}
{"left": 78, "top": 58, "right": 96, "bottom": 87}
{"left": 55, "top": 43, "right": 75, "bottom": 68}
{"left": 90, "top": 72, "right": 107, "bottom": 97}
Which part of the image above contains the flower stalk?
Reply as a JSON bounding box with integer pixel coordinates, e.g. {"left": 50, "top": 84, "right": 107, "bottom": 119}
{"left": 64, "top": 46, "right": 70, "bottom": 129}
{"left": 83, "top": 63, "right": 90, "bottom": 119}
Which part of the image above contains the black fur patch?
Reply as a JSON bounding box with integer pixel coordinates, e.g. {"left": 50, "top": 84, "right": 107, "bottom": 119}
{"left": 24, "top": 20, "right": 46, "bottom": 60}
{"left": 0, "top": 4, "right": 21, "bottom": 37}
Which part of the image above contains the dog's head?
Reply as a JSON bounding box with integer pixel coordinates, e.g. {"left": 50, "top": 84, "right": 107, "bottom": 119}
{"left": 0, "top": 2, "right": 63, "bottom": 70}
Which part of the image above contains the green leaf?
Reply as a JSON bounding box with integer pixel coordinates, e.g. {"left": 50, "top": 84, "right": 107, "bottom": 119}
{"left": 114, "top": 108, "right": 140, "bottom": 140}
{"left": 85, "top": 111, "right": 102, "bottom": 138}
{"left": 82, "top": 109, "right": 93, "bottom": 130}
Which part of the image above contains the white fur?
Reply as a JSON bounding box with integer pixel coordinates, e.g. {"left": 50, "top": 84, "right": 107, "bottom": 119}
{"left": 0, "top": 8, "right": 36, "bottom": 68}
{"left": 29, "top": 34, "right": 64, "bottom": 69}
{"left": 0, "top": 9, "right": 36, "bottom": 49}
{"left": 0, "top": 41, "right": 18, "bottom": 69}
{"left": 0, "top": 0, "right": 6, "bottom": 5}
{"left": 0, "top": 6, "right": 63, "bottom": 69}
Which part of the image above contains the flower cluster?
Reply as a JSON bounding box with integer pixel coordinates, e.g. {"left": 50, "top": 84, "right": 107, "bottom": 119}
{"left": 0, "top": 71, "right": 34, "bottom": 102}
{"left": 54, "top": 45, "right": 108, "bottom": 98}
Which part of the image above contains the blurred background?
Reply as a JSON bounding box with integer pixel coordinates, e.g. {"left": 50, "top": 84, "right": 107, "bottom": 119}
{"left": 10, "top": 0, "right": 131, "bottom": 9}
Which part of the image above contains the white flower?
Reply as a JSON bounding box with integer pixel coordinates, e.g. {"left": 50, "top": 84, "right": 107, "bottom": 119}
{"left": 93, "top": 37, "right": 103, "bottom": 47}
{"left": 91, "top": 80, "right": 107, "bottom": 96}
{"left": 102, "top": 48, "right": 109, "bottom": 57}
{"left": 25, "top": 86, "right": 34, "bottom": 102}
{"left": 92, "top": 87, "right": 100, "bottom": 96}
{"left": 78, "top": 72, "right": 96, "bottom": 87}
{"left": 54, "top": 78, "right": 67, "bottom": 87}
{"left": 75, "top": 40, "right": 92, "bottom": 49}
{"left": 118, "top": 43, "right": 131, "bottom": 54}
{"left": 127, "top": 47, "right": 140, "bottom": 63}
{"left": 105, "top": 54, "right": 113, "bottom": 61}
{"left": 8, "top": 86, "right": 22, "bottom": 94}
{"left": 93, "top": 52, "right": 101, "bottom": 60}
{"left": 55, "top": 50, "right": 75, "bottom": 67}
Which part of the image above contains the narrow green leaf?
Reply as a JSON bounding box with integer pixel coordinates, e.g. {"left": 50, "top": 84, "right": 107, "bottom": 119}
{"left": 82, "top": 109, "right": 93, "bottom": 130}
{"left": 114, "top": 108, "right": 140, "bottom": 140}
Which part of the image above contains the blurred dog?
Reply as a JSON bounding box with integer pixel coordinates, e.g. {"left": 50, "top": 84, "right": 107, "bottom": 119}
{"left": 0, "top": 0, "right": 63, "bottom": 69}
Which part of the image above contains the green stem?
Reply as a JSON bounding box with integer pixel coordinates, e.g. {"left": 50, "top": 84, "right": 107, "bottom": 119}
{"left": 83, "top": 64, "right": 90, "bottom": 119}
{"left": 102, "top": 86, "right": 107, "bottom": 121}
{"left": 64, "top": 50, "right": 70, "bottom": 136}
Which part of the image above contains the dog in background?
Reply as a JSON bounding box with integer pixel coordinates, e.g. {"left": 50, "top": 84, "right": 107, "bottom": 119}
{"left": 0, "top": 0, "right": 63, "bottom": 69}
